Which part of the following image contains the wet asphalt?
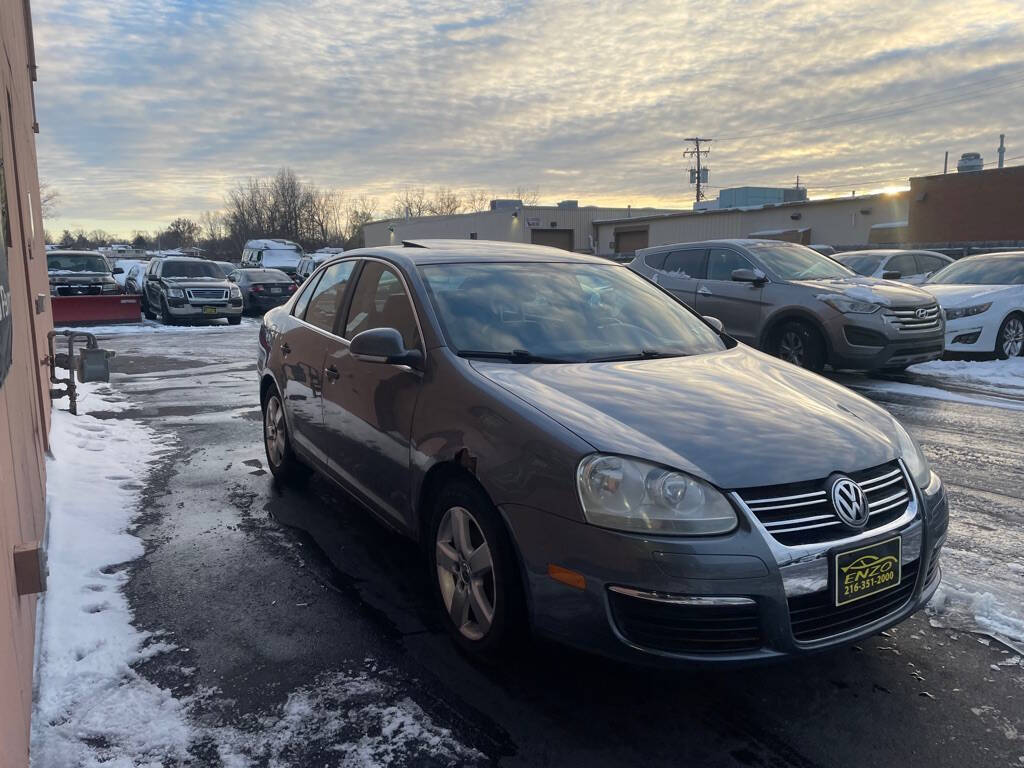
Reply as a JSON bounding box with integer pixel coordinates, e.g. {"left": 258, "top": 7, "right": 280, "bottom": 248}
{"left": 82, "top": 320, "right": 1023, "bottom": 767}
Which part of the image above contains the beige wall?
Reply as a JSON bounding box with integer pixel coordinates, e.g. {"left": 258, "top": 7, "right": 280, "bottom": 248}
{"left": 594, "top": 193, "right": 910, "bottom": 255}
{"left": 0, "top": 1, "right": 51, "bottom": 766}
{"left": 364, "top": 205, "right": 679, "bottom": 251}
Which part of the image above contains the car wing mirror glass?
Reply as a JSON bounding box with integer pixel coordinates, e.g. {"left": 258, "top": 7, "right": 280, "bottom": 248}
{"left": 112, "top": 266, "right": 124, "bottom": 275}
{"left": 882, "top": 270, "right": 901, "bottom": 280}
{"left": 350, "top": 327, "right": 423, "bottom": 369}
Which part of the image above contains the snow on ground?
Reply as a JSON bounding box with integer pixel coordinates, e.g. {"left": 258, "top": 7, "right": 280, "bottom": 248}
{"left": 54, "top": 317, "right": 261, "bottom": 338}
{"left": 32, "top": 374, "right": 480, "bottom": 767}
{"left": 32, "top": 383, "right": 192, "bottom": 767}
{"left": 908, "top": 357, "right": 1024, "bottom": 394}
{"left": 852, "top": 379, "right": 1024, "bottom": 411}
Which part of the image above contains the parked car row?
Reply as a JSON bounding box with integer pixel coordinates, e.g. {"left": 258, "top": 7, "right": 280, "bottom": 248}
{"left": 255, "top": 240, "right": 950, "bottom": 668}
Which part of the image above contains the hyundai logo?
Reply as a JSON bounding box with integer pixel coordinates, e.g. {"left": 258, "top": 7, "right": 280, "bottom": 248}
{"left": 830, "top": 476, "right": 870, "bottom": 530}
{"left": 915, "top": 307, "right": 930, "bottom": 319}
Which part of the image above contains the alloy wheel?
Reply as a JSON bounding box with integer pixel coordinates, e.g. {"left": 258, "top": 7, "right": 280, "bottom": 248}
{"left": 435, "top": 505, "right": 495, "bottom": 641}
{"left": 1001, "top": 317, "right": 1024, "bottom": 357}
{"left": 264, "top": 395, "right": 286, "bottom": 468}
{"left": 778, "top": 330, "right": 805, "bottom": 365}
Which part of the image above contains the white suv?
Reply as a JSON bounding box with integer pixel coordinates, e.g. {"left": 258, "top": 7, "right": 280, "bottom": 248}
{"left": 240, "top": 239, "right": 304, "bottom": 278}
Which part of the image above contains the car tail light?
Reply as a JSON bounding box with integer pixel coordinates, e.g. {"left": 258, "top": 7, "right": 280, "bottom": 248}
{"left": 251, "top": 284, "right": 265, "bottom": 293}
{"left": 259, "top": 324, "right": 271, "bottom": 354}
{"left": 287, "top": 283, "right": 296, "bottom": 292}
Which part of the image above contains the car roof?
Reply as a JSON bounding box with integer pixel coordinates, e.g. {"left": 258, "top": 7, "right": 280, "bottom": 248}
{"left": 637, "top": 238, "right": 813, "bottom": 255}
{"left": 836, "top": 249, "right": 950, "bottom": 258}
{"left": 959, "top": 250, "right": 1024, "bottom": 260}
{"left": 335, "top": 239, "right": 609, "bottom": 268}
{"left": 245, "top": 238, "right": 301, "bottom": 250}
{"left": 46, "top": 249, "right": 106, "bottom": 256}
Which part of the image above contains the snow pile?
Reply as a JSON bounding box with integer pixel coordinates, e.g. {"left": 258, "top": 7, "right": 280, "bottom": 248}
{"left": 928, "top": 581, "right": 1024, "bottom": 653}
{"left": 909, "top": 357, "right": 1024, "bottom": 393}
{"left": 212, "top": 668, "right": 485, "bottom": 767}
{"left": 31, "top": 386, "right": 193, "bottom": 766}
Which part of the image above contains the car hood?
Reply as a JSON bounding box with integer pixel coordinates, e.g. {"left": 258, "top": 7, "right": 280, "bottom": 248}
{"left": 472, "top": 346, "right": 903, "bottom": 490}
{"left": 922, "top": 283, "right": 1018, "bottom": 307}
{"left": 161, "top": 277, "right": 232, "bottom": 289}
{"left": 792, "top": 276, "right": 933, "bottom": 306}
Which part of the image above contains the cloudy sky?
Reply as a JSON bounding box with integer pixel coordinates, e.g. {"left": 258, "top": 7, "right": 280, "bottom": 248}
{"left": 34, "top": 0, "right": 1024, "bottom": 235}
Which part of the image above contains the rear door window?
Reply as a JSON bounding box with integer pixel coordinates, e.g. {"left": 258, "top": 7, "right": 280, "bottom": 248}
{"left": 662, "top": 249, "right": 707, "bottom": 278}
{"left": 916, "top": 254, "right": 948, "bottom": 275}
{"left": 302, "top": 260, "right": 357, "bottom": 333}
{"left": 644, "top": 252, "right": 668, "bottom": 270}
{"left": 887, "top": 253, "right": 919, "bottom": 277}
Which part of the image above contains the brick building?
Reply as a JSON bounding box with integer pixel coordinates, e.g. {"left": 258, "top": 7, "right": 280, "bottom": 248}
{"left": 1, "top": 1, "right": 52, "bottom": 766}
{"left": 906, "top": 165, "right": 1024, "bottom": 244}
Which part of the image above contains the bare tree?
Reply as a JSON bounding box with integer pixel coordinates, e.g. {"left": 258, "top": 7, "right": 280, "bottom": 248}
{"left": 509, "top": 185, "right": 540, "bottom": 205}
{"left": 345, "top": 195, "right": 379, "bottom": 248}
{"left": 387, "top": 187, "right": 429, "bottom": 219}
{"left": 426, "top": 187, "right": 463, "bottom": 216}
{"left": 462, "top": 189, "right": 493, "bottom": 212}
{"left": 39, "top": 180, "right": 60, "bottom": 220}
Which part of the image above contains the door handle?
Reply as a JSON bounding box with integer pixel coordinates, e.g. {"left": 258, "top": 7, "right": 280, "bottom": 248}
{"left": 280, "top": 342, "right": 291, "bottom": 355}
{"left": 325, "top": 364, "right": 340, "bottom": 380}
{"left": 697, "top": 286, "right": 712, "bottom": 296}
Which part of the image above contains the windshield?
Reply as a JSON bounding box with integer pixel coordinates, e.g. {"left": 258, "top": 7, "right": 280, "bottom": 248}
{"left": 47, "top": 253, "right": 109, "bottom": 273}
{"left": 160, "top": 261, "right": 223, "bottom": 279}
{"left": 747, "top": 243, "right": 854, "bottom": 280}
{"left": 927, "top": 256, "right": 1024, "bottom": 285}
{"left": 420, "top": 262, "right": 725, "bottom": 363}
{"left": 836, "top": 253, "right": 883, "bottom": 275}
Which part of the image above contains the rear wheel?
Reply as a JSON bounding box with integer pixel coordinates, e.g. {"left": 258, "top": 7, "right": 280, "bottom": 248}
{"left": 995, "top": 313, "right": 1024, "bottom": 359}
{"left": 262, "top": 387, "right": 310, "bottom": 483}
{"left": 772, "top": 321, "right": 825, "bottom": 372}
{"left": 227, "top": 315, "right": 242, "bottom": 326}
{"left": 428, "top": 480, "right": 523, "bottom": 658}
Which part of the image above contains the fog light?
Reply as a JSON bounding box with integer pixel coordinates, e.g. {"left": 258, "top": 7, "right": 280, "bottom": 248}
{"left": 952, "top": 332, "right": 980, "bottom": 345}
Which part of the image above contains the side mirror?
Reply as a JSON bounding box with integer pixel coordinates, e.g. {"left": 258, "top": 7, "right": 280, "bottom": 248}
{"left": 732, "top": 268, "right": 767, "bottom": 285}
{"left": 350, "top": 327, "right": 423, "bottom": 369}
{"left": 702, "top": 315, "right": 724, "bottom": 333}
{"left": 228, "top": 274, "right": 237, "bottom": 282}
{"left": 112, "top": 266, "right": 124, "bottom": 275}
{"left": 882, "top": 270, "right": 901, "bottom": 280}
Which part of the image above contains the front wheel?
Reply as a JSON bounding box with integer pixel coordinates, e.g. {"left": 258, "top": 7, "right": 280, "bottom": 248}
{"left": 160, "top": 297, "right": 176, "bottom": 325}
{"left": 142, "top": 294, "right": 156, "bottom": 320}
{"left": 995, "top": 313, "right": 1024, "bottom": 359}
{"left": 771, "top": 321, "right": 825, "bottom": 372}
{"left": 429, "top": 480, "right": 523, "bottom": 658}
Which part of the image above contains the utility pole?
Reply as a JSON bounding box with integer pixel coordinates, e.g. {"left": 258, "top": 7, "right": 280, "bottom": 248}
{"left": 684, "top": 137, "right": 712, "bottom": 202}
{"left": 943, "top": 151, "right": 949, "bottom": 174}
{"left": 998, "top": 134, "right": 1006, "bottom": 168}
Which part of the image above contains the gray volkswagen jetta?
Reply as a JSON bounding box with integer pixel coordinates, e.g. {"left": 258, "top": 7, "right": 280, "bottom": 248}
{"left": 256, "top": 240, "right": 947, "bottom": 665}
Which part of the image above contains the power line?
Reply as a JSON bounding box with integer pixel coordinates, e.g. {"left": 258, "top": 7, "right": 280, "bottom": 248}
{"left": 716, "top": 69, "right": 1024, "bottom": 142}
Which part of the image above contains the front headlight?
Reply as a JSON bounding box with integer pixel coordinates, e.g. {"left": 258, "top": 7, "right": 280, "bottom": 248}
{"left": 166, "top": 288, "right": 184, "bottom": 298}
{"left": 893, "top": 423, "right": 931, "bottom": 488}
{"left": 818, "top": 294, "right": 880, "bottom": 314}
{"left": 101, "top": 283, "right": 119, "bottom": 293}
{"left": 944, "top": 302, "right": 991, "bottom": 320}
{"left": 229, "top": 285, "right": 242, "bottom": 298}
{"left": 576, "top": 454, "right": 737, "bottom": 535}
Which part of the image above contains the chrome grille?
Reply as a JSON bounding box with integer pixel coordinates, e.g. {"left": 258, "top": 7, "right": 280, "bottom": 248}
{"left": 186, "top": 288, "right": 228, "bottom": 301}
{"left": 737, "top": 462, "right": 912, "bottom": 546}
{"left": 884, "top": 304, "right": 941, "bottom": 332}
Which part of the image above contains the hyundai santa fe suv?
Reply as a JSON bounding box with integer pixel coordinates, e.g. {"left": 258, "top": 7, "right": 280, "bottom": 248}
{"left": 256, "top": 240, "right": 947, "bottom": 665}
{"left": 630, "top": 239, "right": 945, "bottom": 371}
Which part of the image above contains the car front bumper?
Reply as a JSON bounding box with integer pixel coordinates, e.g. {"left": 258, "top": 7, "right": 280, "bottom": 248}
{"left": 823, "top": 312, "right": 944, "bottom": 370}
{"left": 166, "top": 300, "right": 243, "bottom": 319}
{"left": 942, "top": 314, "right": 998, "bottom": 353}
{"left": 502, "top": 467, "right": 947, "bottom": 666}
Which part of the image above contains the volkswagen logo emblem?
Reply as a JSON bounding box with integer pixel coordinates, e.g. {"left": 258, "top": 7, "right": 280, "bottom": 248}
{"left": 915, "top": 307, "right": 929, "bottom": 319}
{"left": 829, "top": 476, "right": 870, "bottom": 530}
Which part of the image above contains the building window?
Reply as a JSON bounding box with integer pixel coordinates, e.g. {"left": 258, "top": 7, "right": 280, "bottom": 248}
{"left": 469, "top": 232, "right": 477, "bottom": 240}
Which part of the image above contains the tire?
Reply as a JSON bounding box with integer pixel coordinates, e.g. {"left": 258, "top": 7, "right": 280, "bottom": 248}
{"left": 261, "top": 386, "right": 310, "bottom": 484}
{"left": 771, "top": 320, "right": 825, "bottom": 372}
{"left": 995, "top": 313, "right": 1024, "bottom": 359}
{"left": 228, "top": 315, "right": 242, "bottom": 326}
{"left": 428, "top": 479, "right": 524, "bottom": 659}
{"left": 160, "top": 297, "right": 177, "bottom": 325}
{"left": 142, "top": 294, "right": 156, "bottom": 320}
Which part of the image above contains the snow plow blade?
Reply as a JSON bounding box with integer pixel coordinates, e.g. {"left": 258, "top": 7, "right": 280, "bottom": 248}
{"left": 51, "top": 295, "right": 142, "bottom": 325}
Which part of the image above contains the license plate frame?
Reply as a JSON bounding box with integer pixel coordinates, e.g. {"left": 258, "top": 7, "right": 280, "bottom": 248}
{"left": 833, "top": 536, "right": 901, "bottom": 607}
{"left": 202, "top": 305, "right": 218, "bottom": 315}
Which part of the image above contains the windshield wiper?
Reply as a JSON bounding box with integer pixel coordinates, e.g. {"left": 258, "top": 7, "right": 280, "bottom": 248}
{"left": 457, "top": 349, "right": 573, "bottom": 364}
{"left": 587, "top": 348, "right": 688, "bottom": 363}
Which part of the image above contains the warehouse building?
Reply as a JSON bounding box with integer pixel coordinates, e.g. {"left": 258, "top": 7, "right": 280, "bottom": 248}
{"left": 1, "top": 2, "right": 52, "bottom": 767}
{"left": 594, "top": 192, "right": 910, "bottom": 257}
{"left": 363, "top": 200, "right": 681, "bottom": 252}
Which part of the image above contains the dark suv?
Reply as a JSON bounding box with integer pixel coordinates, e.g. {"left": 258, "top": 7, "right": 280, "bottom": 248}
{"left": 630, "top": 239, "right": 944, "bottom": 371}
{"left": 141, "top": 257, "right": 243, "bottom": 324}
